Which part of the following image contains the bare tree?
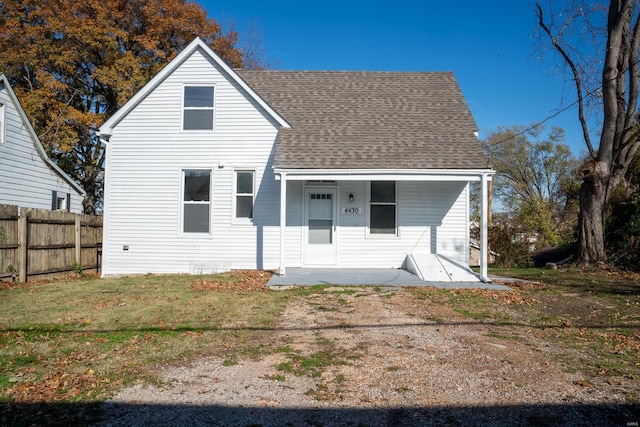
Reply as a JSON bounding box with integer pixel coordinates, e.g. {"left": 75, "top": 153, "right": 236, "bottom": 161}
{"left": 536, "top": 0, "right": 640, "bottom": 265}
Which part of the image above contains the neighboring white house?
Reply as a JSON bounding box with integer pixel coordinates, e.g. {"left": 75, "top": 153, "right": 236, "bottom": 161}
{"left": 99, "top": 37, "right": 494, "bottom": 281}
{"left": 0, "top": 74, "right": 85, "bottom": 213}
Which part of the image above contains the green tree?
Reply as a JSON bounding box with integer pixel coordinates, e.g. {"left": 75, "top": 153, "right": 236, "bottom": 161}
{"left": 0, "top": 0, "right": 250, "bottom": 213}
{"left": 536, "top": 1, "right": 640, "bottom": 265}
{"left": 484, "top": 125, "right": 580, "bottom": 248}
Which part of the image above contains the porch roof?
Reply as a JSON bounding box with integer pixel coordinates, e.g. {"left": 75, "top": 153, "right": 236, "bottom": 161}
{"left": 237, "top": 71, "right": 489, "bottom": 170}
{"left": 274, "top": 168, "right": 493, "bottom": 181}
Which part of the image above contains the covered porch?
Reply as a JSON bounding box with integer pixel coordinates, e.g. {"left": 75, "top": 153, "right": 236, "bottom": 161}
{"left": 275, "top": 169, "right": 494, "bottom": 282}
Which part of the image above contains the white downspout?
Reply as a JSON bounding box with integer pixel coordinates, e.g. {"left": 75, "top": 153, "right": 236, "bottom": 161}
{"left": 480, "top": 172, "right": 489, "bottom": 282}
{"left": 279, "top": 172, "right": 287, "bottom": 276}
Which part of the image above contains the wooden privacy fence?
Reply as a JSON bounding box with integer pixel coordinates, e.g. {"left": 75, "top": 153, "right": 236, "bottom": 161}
{"left": 0, "top": 205, "right": 102, "bottom": 282}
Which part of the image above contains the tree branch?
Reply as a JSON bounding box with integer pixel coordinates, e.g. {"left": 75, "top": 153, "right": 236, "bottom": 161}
{"left": 38, "top": 88, "right": 80, "bottom": 140}
{"left": 623, "top": 9, "right": 640, "bottom": 132}
{"left": 600, "top": 0, "right": 631, "bottom": 166}
{"left": 536, "top": 2, "right": 596, "bottom": 157}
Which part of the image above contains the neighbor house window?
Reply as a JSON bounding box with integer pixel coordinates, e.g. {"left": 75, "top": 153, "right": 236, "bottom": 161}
{"left": 234, "top": 170, "right": 254, "bottom": 220}
{"left": 369, "top": 181, "right": 396, "bottom": 235}
{"left": 183, "top": 86, "right": 214, "bottom": 130}
{"left": 182, "top": 170, "right": 211, "bottom": 234}
{"left": 51, "top": 191, "right": 70, "bottom": 211}
{"left": 0, "top": 102, "right": 5, "bottom": 145}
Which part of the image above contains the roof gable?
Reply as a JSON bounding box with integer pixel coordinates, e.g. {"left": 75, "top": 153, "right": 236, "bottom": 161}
{"left": 237, "top": 71, "right": 489, "bottom": 170}
{"left": 100, "top": 37, "right": 289, "bottom": 135}
{"left": 0, "top": 74, "right": 85, "bottom": 196}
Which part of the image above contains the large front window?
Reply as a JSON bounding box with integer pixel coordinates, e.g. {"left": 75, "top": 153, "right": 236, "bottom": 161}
{"left": 183, "top": 170, "right": 211, "bottom": 234}
{"left": 370, "top": 181, "right": 396, "bottom": 235}
{"left": 183, "top": 86, "right": 214, "bottom": 130}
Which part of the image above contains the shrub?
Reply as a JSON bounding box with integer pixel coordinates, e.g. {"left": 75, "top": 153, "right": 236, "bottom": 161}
{"left": 606, "top": 194, "right": 640, "bottom": 272}
{"left": 488, "top": 224, "right": 532, "bottom": 268}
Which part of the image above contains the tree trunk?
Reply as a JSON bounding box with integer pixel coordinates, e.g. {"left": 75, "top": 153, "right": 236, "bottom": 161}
{"left": 81, "top": 171, "right": 99, "bottom": 215}
{"left": 82, "top": 192, "right": 96, "bottom": 216}
{"left": 577, "top": 160, "right": 608, "bottom": 265}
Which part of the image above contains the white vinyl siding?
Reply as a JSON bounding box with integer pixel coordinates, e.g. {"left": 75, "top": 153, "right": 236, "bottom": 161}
{"left": 102, "top": 48, "right": 282, "bottom": 275}
{"left": 0, "top": 83, "right": 83, "bottom": 213}
{"left": 294, "top": 180, "right": 469, "bottom": 269}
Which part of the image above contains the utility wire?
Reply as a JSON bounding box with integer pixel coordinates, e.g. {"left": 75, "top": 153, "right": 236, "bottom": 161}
{"left": 484, "top": 55, "right": 640, "bottom": 149}
{"left": 482, "top": 85, "right": 598, "bottom": 149}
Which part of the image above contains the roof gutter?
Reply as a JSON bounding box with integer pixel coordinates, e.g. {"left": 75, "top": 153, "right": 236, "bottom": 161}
{"left": 274, "top": 168, "right": 495, "bottom": 182}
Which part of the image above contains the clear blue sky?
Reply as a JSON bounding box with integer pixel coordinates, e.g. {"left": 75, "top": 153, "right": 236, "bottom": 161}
{"left": 203, "top": 0, "right": 588, "bottom": 155}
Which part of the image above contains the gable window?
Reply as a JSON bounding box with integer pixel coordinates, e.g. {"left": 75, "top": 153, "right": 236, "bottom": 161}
{"left": 234, "top": 170, "right": 254, "bottom": 220}
{"left": 182, "top": 170, "right": 211, "bottom": 234}
{"left": 183, "top": 86, "right": 214, "bottom": 130}
{"left": 369, "top": 181, "right": 396, "bottom": 235}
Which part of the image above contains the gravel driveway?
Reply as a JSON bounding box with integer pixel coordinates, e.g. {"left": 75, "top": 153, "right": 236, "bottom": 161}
{"left": 95, "top": 286, "right": 638, "bottom": 426}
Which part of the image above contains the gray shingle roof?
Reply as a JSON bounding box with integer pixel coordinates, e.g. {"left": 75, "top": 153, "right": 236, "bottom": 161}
{"left": 236, "top": 70, "right": 489, "bottom": 170}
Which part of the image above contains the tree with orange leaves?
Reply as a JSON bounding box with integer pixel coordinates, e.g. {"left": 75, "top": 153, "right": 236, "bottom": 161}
{"left": 0, "top": 0, "right": 250, "bottom": 213}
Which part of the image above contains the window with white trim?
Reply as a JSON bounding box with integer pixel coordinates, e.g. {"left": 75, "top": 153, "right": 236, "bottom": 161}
{"left": 234, "top": 170, "right": 254, "bottom": 220}
{"left": 56, "top": 194, "right": 67, "bottom": 210}
{"left": 182, "top": 170, "right": 211, "bottom": 234}
{"left": 183, "top": 86, "right": 214, "bottom": 130}
{"left": 369, "top": 181, "right": 396, "bottom": 235}
{"left": 51, "top": 190, "right": 70, "bottom": 211}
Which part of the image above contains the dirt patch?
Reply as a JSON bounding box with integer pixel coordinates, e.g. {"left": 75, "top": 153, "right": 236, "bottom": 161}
{"left": 97, "top": 286, "right": 638, "bottom": 426}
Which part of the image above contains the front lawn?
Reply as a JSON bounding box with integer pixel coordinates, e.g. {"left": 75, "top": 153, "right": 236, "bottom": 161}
{"left": 0, "top": 266, "right": 638, "bottom": 425}
{"left": 0, "top": 272, "right": 289, "bottom": 407}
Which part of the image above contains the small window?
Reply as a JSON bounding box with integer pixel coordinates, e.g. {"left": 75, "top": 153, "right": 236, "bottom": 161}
{"left": 51, "top": 191, "right": 70, "bottom": 211}
{"left": 183, "top": 86, "right": 214, "bottom": 130}
{"left": 234, "top": 170, "right": 254, "bottom": 220}
{"left": 182, "top": 170, "right": 211, "bottom": 234}
{"left": 370, "top": 181, "right": 396, "bottom": 235}
{"left": 0, "top": 103, "right": 5, "bottom": 145}
{"left": 56, "top": 195, "right": 67, "bottom": 210}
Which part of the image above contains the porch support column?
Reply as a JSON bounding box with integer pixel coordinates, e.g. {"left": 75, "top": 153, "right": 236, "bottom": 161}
{"left": 480, "top": 173, "right": 490, "bottom": 282}
{"left": 278, "top": 172, "right": 287, "bottom": 276}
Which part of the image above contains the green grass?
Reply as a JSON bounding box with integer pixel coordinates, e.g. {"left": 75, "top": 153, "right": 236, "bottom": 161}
{"left": 264, "top": 373, "right": 286, "bottom": 382}
{"left": 0, "top": 273, "right": 298, "bottom": 406}
{"left": 222, "top": 358, "right": 238, "bottom": 366}
{"left": 273, "top": 332, "right": 361, "bottom": 381}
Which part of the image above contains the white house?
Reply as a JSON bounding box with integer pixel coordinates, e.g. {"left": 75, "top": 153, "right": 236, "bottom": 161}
{"left": 99, "top": 38, "right": 494, "bottom": 282}
{"left": 0, "top": 74, "right": 85, "bottom": 213}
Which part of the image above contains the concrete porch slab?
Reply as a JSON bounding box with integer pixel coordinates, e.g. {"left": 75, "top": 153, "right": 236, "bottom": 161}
{"left": 266, "top": 268, "right": 512, "bottom": 290}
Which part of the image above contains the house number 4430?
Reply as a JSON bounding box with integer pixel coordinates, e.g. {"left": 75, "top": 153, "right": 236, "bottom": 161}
{"left": 342, "top": 207, "right": 361, "bottom": 214}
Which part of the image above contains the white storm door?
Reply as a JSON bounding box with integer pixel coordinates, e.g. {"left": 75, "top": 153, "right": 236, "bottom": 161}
{"left": 304, "top": 189, "right": 337, "bottom": 266}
